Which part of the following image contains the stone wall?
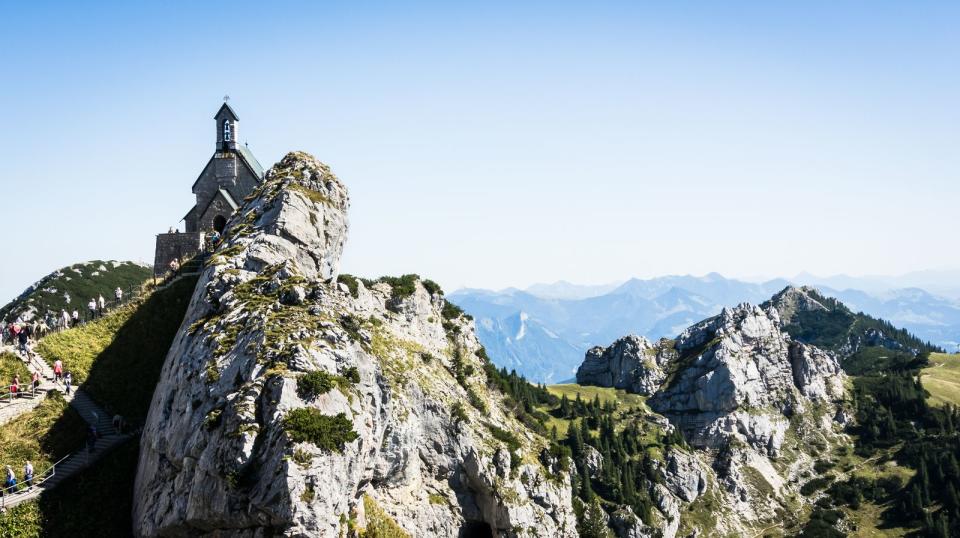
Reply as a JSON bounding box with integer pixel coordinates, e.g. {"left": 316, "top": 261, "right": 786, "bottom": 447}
{"left": 197, "top": 192, "right": 235, "bottom": 233}
{"left": 153, "top": 232, "right": 204, "bottom": 276}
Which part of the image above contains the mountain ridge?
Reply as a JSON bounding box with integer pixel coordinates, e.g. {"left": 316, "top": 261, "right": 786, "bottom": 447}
{"left": 451, "top": 274, "right": 960, "bottom": 382}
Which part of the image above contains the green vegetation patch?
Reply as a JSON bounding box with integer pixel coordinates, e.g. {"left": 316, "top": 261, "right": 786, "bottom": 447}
{"left": 0, "top": 393, "right": 88, "bottom": 476}
{"left": 0, "top": 352, "right": 30, "bottom": 386}
{"left": 289, "top": 182, "right": 332, "bottom": 206}
{"left": 922, "top": 352, "right": 960, "bottom": 407}
{"left": 361, "top": 494, "right": 410, "bottom": 538}
{"left": 38, "top": 276, "right": 197, "bottom": 418}
{"left": 283, "top": 408, "right": 358, "bottom": 452}
{"left": 0, "top": 261, "right": 150, "bottom": 323}
{"left": 296, "top": 370, "right": 354, "bottom": 400}
{"left": 338, "top": 274, "right": 362, "bottom": 298}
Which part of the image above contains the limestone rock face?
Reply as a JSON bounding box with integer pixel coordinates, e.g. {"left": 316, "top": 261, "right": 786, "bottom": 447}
{"left": 133, "top": 152, "right": 576, "bottom": 537}
{"left": 577, "top": 301, "right": 850, "bottom": 536}
{"left": 575, "top": 335, "right": 675, "bottom": 395}
{"left": 662, "top": 449, "right": 706, "bottom": 503}
{"left": 646, "top": 304, "right": 843, "bottom": 454}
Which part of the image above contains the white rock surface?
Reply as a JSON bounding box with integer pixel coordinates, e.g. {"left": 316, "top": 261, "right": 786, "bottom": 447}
{"left": 133, "top": 152, "right": 577, "bottom": 537}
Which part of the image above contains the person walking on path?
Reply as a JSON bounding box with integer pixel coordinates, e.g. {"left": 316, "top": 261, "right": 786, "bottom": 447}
{"left": 114, "top": 287, "right": 123, "bottom": 305}
{"left": 53, "top": 359, "right": 63, "bottom": 383}
{"left": 64, "top": 371, "right": 72, "bottom": 395}
{"left": 4, "top": 466, "right": 16, "bottom": 494}
{"left": 17, "top": 329, "right": 28, "bottom": 356}
{"left": 87, "top": 298, "right": 97, "bottom": 320}
{"left": 31, "top": 370, "right": 40, "bottom": 394}
{"left": 60, "top": 309, "right": 70, "bottom": 330}
{"left": 23, "top": 461, "right": 33, "bottom": 491}
{"left": 85, "top": 427, "right": 96, "bottom": 463}
{"left": 71, "top": 310, "right": 79, "bottom": 326}
{"left": 97, "top": 294, "right": 106, "bottom": 315}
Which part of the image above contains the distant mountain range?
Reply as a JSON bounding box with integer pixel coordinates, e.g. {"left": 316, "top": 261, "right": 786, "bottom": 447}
{"left": 449, "top": 273, "right": 960, "bottom": 383}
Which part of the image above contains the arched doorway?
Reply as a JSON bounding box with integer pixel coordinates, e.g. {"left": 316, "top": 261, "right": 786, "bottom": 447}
{"left": 213, "top": 215, "right": 227, "bottom": 233}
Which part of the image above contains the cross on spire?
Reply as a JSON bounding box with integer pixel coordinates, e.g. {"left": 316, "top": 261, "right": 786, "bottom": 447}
{"left": 223, "top": 94, "right": 230, "bottom": 103}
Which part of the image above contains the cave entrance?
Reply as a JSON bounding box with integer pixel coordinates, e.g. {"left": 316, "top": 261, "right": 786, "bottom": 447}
{"left": 460, "top": 521, "right": 494, "bottom": 538}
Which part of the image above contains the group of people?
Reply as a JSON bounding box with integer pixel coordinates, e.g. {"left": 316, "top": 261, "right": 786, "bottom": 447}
{"left": 1, "top": 461, "right": 34, "bottom": 496}
{"left": 53, "top": 359, "right": 73, "bottom": 395}
{"left": 1, "top": 287, "right": 127, "bottom": 345}
{"left": 1, "top": 323, "right": 33, "bottom": 355}
{"left": 5, "top": 370, "right": 42, "bottom": 400}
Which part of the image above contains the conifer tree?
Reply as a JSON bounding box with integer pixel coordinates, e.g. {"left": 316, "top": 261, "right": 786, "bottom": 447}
{"left": 578, "top": 498, "right": 613, "bottom": 538}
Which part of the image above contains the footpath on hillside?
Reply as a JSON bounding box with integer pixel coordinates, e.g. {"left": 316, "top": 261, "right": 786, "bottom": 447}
{"left": 0, "top": 344, "right": 132, "bottom": 510}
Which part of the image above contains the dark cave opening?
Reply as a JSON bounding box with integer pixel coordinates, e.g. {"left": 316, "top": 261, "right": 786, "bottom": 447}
{"left": 460, "top": 520, "right": 494, "bottom": 538}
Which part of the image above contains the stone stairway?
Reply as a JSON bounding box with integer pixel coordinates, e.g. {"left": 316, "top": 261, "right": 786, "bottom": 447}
{"left": 0, "top": 345, "right": 60, "bottom": 425}
{"left": 0, "top": 348, "right": 133, "bottom": 509}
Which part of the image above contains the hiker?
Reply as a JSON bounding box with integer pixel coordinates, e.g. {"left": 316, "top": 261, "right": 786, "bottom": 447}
{"left": 60, "top": 309, "right": 70, "bottom": 329}
{"left": 85, "top": 428, "right": 96, "bottom": 462}
{"left": 115, "top": 287, "right": 123, "bottom": 305}
{"left": 17, "top": 329, "right": 28, "bottom": 355}
{"left": 209, "top": 229, "right": 221, "bottom": 245}
{"left": 88, "top": 298, "right": 97, "bottom": 320}
{"left": 169, "top": 258, "right": 180, "bottom": 278}
{"left": 112, "top": 414, "right": 124, "bottom": 434}
{"left": 31, "top": 370, "right": 40, "bottom": 393}
{"left": 12, "top": 376, "right": 20, "bottom": 398}
{"left": 71, "top": 310, "right": 79, "bottom": 326}
{"left": 97, "top": 294, "right": 106, "bottom": 314}
{"left": 23, "top": 461, "right": 33, "bottom": 491}
{"left": 64, "top": 371, "right": 72, "bottom": 395}
{"left": 4, "top": 466, "right": 16, "bottom": 494}
{"left": 53, "top": 359, "right": 63, "bottom": 382}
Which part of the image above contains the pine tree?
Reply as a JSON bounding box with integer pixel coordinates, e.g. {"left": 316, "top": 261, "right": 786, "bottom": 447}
{"left": 580, "top": 465, "right": 595, "bottom": 501}
{"left": 946, "top": 482, "right": 959, "bottom": 512}
{"left": 578, "top": 497, "right": 613, "bottom": 538}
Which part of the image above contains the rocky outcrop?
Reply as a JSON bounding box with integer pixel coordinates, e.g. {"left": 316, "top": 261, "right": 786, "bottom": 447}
{"left": 662, "top": 449, "right": 706, "bottom": 502}
{"left": 133, "top": 152, "right": 576, "bottom": 537}
{"left": 577, "top": 301, "right": 850, "bottom": 536}
{"left": 575, "top": 335, "right": 676, "bottom": 395}
{"left": 644, "top": 304, "right": 845, "bottom": 454}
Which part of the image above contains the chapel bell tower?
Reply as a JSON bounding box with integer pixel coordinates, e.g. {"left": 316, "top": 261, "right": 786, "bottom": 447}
{"left": 216, "top": 101, "right": 239, "bottom": 151}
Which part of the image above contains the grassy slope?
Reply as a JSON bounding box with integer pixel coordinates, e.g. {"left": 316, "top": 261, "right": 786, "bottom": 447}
{"left": 0, "top": 394, "right": 88, "bottom": 486}
{"left": 36, "top": 276, "right": 197, "bottom": 418}
{"left": 0, "top": 261, "right": 150, "bottom": 323}
{"left": 920, "top": 352, "right": 960, "bottom": 407}
{"left": 0, "top": 352, "right": 31, "bottom": 387}
{"left": 0, "top": 276, "right": 197, "bottom": 537}
{"left": 543, "top": 383, "right": 648, "bottom": 436}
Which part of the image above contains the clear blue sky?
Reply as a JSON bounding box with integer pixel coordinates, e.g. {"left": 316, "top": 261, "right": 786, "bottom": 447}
{"left": 1, "top": 1, "right": 958, "bottom": 303}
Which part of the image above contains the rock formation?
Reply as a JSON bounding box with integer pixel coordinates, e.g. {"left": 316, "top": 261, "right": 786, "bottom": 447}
{"left": 576, "top": 302, "right": 850, "bottom": 536}
{"left": 134, "top": 152, "right": 576, "bottom": 537}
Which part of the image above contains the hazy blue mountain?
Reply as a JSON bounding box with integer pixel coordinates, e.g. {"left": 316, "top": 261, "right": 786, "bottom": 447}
{"left": 450, "top": 273, "right": 960, "bottom": 382}
{"left": 523, "top": 280, "right": 623, "bottom": 300}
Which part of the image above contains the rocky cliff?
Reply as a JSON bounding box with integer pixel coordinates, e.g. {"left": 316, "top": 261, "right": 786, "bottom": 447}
{"left": 576, "top": 299, "right": 850, "bottom": 535}
{"left": 134, "top": 152, "right": 576, "bottom": 537}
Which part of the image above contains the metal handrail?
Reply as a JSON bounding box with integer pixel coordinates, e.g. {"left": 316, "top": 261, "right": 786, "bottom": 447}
{"left": 0, "top": 453, "right": 70, "bottom": 508}
{"left": 0, "top": 380, "right": 42, "bottom": 405}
